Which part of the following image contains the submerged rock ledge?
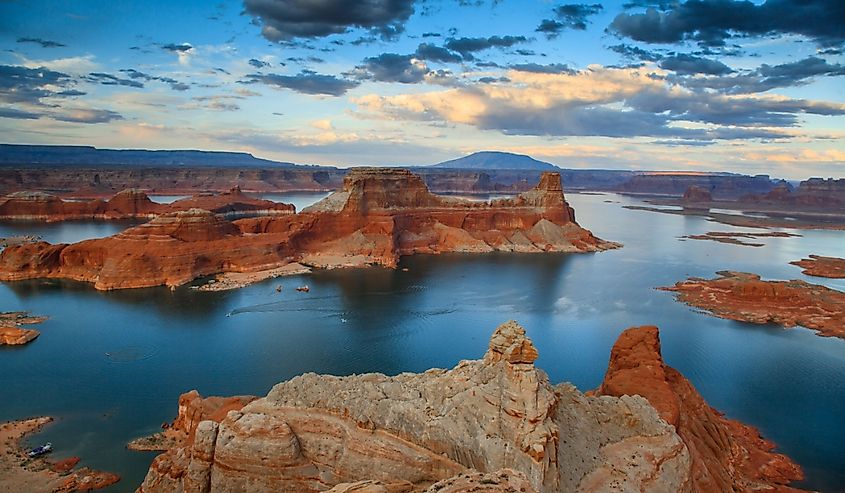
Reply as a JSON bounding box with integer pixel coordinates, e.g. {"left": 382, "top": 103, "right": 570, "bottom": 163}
{"left": 0, "top": 169, "right": 618, "bottom": 290}
{"left": 135, "top": 321, "right": 803, "bottom": 493}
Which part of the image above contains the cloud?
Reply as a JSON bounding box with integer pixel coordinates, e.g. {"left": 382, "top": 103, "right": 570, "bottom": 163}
{"left": 350, "top": 53, "right": 429, "bottom": 83}
{"left": 249, "top": 58, "right": 271, "bottom": 69}
{"left": 508, "top": 63, "right": 574, "bottom": 74}
{"left": 0, "top": 64, "right": 75, "bottom": 104}
{"left": 658, "top": 54, "right": 734, "bottom": 75}
{"left": 610, "top": 0, "right": 845, "bottom": 48}
{"left": 53, "top": 108, "right": 123, "bottom": 123}
{"left": 118, "top": 69, "right": 191, "bottom": 91}
{"left": 243, "top": 0, "right": 415, "bottom": 40}
{"left": 16, "top": 37, "right": 66, "bottom": 48}
{"left": 354, "top": 66, "right": 845, "bottom": 140}
{"left": 671, "top": 56, "right": 845, "bottom": 93}
{"left": 414, "top": 43, "right": 462, "bottom": 63}
{"left": 608, "top": 44, "right": 663, "bottom": 62}
{"left": 443, "top": 35, "right": 528, "bottom": 60}
{"left": 161, "top": 43, "right": 193, "bottom": 52}
{"left": 0, "top": 107, "right": 42, "bottom": 119}
{"left": 244, "top": 71, "right": 360, "bottom": 96}
{"left": 85, "top": 72, "right": 145, "bottom": 88}
{"left": 536, "top": 3, "right": 603, "bottom": 38}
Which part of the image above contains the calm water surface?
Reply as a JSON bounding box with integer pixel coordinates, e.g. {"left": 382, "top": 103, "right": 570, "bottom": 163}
{"left": 1, "top": 192, "right": 844, "bottom": 492}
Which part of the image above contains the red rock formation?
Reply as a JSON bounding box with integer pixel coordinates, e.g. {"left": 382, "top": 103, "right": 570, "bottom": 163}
{"left": 0, "top": 186, "right": 293, "bottom": 222}
{"left": 661, "top": 271, "right": 845, "bottom": 339}
{"left": 0, "top": 326, "right": 40, "bottom": 345}
{"left": 790, "top": 255, "right": 845, "bottom": 278}
{"left": 740, "top": 179, "right": 845, "bottom": 211}
{"left": 682, "top": 185, "right": 713, "bottom": 205}
{"left": 0, "top": 169, "right": 618, "bottom": 290}
{"left": 137, "top": 321, "right": 693, "bottom": 493}
{"left": 596, "top": 326, "right": 805, "bottom": 492}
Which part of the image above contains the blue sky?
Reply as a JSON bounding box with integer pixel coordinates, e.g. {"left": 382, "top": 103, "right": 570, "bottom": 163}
{"left": 0, "top": 0, "right": 843, "bottom": 179}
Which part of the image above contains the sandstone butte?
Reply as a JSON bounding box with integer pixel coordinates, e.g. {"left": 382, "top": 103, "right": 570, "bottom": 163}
{"left": 134, "top": 321, "right": 804, "bottom": 493}
{"left": 661, "top": 271, "right": 845, "bottom": 339}
{"left": 790, "top": 255, "right": 845, "bottom": 279}
{"left": 0, "top": 169, "right": 619, "bottom": 290}
{"left": 0, "top": 185, "right": 294, "bottom": 222}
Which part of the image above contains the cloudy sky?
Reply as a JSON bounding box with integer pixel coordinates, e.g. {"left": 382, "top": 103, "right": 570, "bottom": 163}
{"left": 1, "top": 0, "right": 843, "bottom": 178}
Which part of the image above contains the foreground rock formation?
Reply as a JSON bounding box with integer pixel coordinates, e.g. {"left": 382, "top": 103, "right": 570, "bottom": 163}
{"left": 790, "top": 255, "right": 845, "bottom": 278}
{"left": 0, "top": 417, "right": 120, "bottom": 492}
{"left": 0, "top": 169, "right": 617, "bottom": 290}
{"left": 662, "top": 271, "right": 845, "bottom": 339}
{"left": 0, "top": 186, "right": 294, "bottom": 222}
{"left": 136, "top": 321, "right": 804, "bottom": 493}
{"left": 0, "top": 310, "right": 47, "bottom": 346}
{"left": 596, "top": 326, "right": 804, "bottom": 492}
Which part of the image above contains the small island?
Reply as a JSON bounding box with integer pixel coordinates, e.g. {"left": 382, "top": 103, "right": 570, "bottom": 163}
{"left": 790, "top": 255, "right": 845, "bottom": 278}
{"left": 661, "top": 271, "right": 845, "bottom": 339}
{"left": 0, "top": 311, "right": 47, "bottom": 346}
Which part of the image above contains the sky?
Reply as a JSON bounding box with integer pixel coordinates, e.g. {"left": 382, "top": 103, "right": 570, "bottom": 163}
{"left": 0, "top": 0, "right": 843, "bottom": 179}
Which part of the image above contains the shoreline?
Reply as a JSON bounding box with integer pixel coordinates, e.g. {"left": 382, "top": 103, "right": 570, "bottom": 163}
{"left": 0, "top": 417, "right": 120, "bottom": 492}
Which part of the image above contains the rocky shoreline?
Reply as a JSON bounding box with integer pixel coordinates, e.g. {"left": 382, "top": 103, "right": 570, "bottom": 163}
{"left": 0, "top": 310, "right": 47, "bottom": 346}
{"left": 0, "top": 417, "right": 119, "bottom": 492}
{"left": 790, "top": 255, "right": 845, "bottom": 279}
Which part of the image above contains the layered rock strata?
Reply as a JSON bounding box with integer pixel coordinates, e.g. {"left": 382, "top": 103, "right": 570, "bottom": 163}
{"left": 137, "top": 321, "right": 693, "bottom": 492}
{"left": 662, "top": 271, "right": 845, "bottom": 339}
{"left": 0, "top": 186, "right": 294, "bottom": 222}
{"left": 790, "top": 255, "right": 845, "bottom": 278}
{"left": 0, "top": 169, "right": 617, "bottom": 290}
{"left": 0, "top": 310, "right": 47, "bottom": 346}
{"left": 596, "top": 326, "right": 804, "bottom": 492}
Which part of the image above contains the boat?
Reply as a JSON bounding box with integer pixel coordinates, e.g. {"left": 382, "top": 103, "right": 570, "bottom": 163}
{"left": 275, "top": 285, "right": 282, "bottom": 293}
{"left": 296, "top": 285, "right": 310, "bottom": 293}
{"left": 28, "top": 442, "right": 52, "bottom": 457}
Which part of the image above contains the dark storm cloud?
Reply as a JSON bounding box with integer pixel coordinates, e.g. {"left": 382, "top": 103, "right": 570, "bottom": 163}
{"left": 243, "top": 0, "right": 415, "bottom": 40}
{"left": 352, "top": 53, "right": 428, "bottom": 83}
{"left": 249, "top": 58, "right": 271, "bottom": 69}
{"left": 0, "top": 107, "right": 42, "bottom": 119}
{"left": 444, "top": 35, "right": 528, "bottom": 60}
{"left": 536, "top": 3, "right": 603, "bottom": 38}
{"left": 53, "top": 108, "right": 124, "bottom": 124}
{"left": 244, "top": 71, "right": 359, "bottom": 96}
{"left": 161, "top": 43, "right": 193, "bottom": 52}
{"left": 658, "top": 54, "right": 733, "bottom": 75}
{"left": 118, "top": 69, "right": 190, "bottom": 91}
{"left": 0, "top": 64, "right": 74, "bottom": 104}
{"left": 414, "top": 43, "right": 462, "bottom": 63}
{"left": 610, "top": 0, "right": 845, "bottom": 48}
{"left": 508, "top": 63, "right": 574, "bottom": 74}
{"left": 85, "top": 72, "right": 145, "bottom": 88}
{"left": 670, "top": 56, "right": 845, "bottom": 93}
{"left": 608, "top": 44, "right": 663, "bottom": 62}
{"left": 16, "top": 37, "right": 66, "bottom": 48}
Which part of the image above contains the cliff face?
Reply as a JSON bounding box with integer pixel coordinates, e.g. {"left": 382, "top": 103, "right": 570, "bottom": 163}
{"left": 741, "top": 179, "right": 845, "bottom": 210}
{"left": 0, "top": 169, "right": 617, "bottom": 290}
{"left": 597, "top": 326, "right": 804, "bottom": 492}
{"left": 137, "top": 321, "right": 693, "bottom": 493}
{"left": 616, "top": 173, "right": 779, "bottom": 199}
{"left": 0, "top": 186, "right": 294, "bottom": 222}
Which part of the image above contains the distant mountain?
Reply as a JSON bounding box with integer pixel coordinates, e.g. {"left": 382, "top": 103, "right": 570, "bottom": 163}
{"left": 432, "top": 151, "right": 559, "bottom": 170}
{"left": 0, "top": 144, "right": 322, "bottom": 168}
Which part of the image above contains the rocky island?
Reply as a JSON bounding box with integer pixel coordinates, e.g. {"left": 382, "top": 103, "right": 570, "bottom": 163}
{"left": 661, "top": 271, "right": 845, "bottom": 339}
{"left": 0, "top": 310, "right": 47, "bottom": 346}
{"left": 0, "top": 169, "right": 618, "bottom": 290}
{"left": 790, "top": 255, "right": 845, "bottom": 278}
{"left": 134, "top": 321, "right": 803, "bottom": 492}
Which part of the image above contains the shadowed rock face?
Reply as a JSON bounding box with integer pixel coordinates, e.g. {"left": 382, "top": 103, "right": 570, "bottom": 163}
{"left": 596, "top": 326, "right": 805, "bottom": 493}
{"left": 0, "top": 169, "right": 618, "bottom": 290}
{"left": 136, "top": 321, "right": 698, "bottom": 493}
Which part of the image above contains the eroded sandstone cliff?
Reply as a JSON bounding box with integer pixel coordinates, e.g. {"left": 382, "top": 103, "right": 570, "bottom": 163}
{"left": 0, "top": 169, "right": 617, "bottom": 290}
{"left": 137, "top": 321, "right": 692, "bottom": 493}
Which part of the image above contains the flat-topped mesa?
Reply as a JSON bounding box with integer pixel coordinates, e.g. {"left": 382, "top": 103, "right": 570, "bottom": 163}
{"left": 596, "top": 326, "right": 804, "bottom": 492}
{"left": 104, "top": 188, "right": 162, "bottom": 216}
{"left": 137, "top": 321, "right": 695, "bottom": 493}
{"left": 337, "top": 168, "right": 444, "bottom": 212}
{"left": 167, "top": 186, "right": 295, "bottom": 217}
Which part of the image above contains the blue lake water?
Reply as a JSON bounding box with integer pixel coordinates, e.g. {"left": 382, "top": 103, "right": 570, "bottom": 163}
{"left": 1, "top": 192, "right": 844, "bottom": 492}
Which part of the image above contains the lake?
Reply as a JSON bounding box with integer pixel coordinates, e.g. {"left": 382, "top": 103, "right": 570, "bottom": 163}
{"left": 1, "top": 191, "right": 843, "bottom": 492}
